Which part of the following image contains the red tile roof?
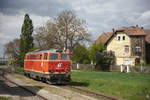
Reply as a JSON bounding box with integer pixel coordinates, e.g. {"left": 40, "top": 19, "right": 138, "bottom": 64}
{"left": 95, "top": 32, "right": 113, "bottom": 44}
{"left": 144, "top": 29, "right": 150, "bottom": 44}
{"left": 96, "top": 26, "right": 150, "bottom": 45}
{"left": 118, "top": 26, "right": 146, "bottom": 36}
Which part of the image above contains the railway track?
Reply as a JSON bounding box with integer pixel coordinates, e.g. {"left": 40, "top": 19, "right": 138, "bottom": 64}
{"left": 2, "top": 68, "right": 124, "bottom": 100}
{"left": 0, "top": 68, "right": 48, "bottom": 100}
{"left": 65, "top": 86, "right": 121, "bottom": 100}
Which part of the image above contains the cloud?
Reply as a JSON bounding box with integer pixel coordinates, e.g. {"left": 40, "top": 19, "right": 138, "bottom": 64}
{"left": 0, "top": 0, "right": 71, "bottom": 16}
{"left": 0, "top": 12, "right": 50, "bottom": 56}
{"left": 69, "top": 0, "right": 150, "bottom": 38}
{"left": 0, "top": 12, "right": 50, "bottom": 44}
{"left": 136, "top": 11, "right": 150, "bottom": 28}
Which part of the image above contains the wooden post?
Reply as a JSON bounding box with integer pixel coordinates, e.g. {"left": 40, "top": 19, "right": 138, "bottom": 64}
{"left": 120, "top": 65, "right": 123, "bottom": 72}
{"left": 127, "top": 65, "right": 130, "bottom": 73}
{"left": 77, "top": 63, "right": 79, "bottom": 69}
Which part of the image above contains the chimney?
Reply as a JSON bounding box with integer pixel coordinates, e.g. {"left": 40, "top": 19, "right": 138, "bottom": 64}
{"left": 112, "top": 28, "right": 115, "bottom": 32}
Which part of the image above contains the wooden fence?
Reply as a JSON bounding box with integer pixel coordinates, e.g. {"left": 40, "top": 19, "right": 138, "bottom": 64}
{"left": 72, "top": 64, "right": 150, "bottom": 73}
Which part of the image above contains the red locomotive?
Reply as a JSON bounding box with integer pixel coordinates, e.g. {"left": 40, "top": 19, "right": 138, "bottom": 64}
{"left": 24, "top": 49, "right": 71, "bottom": 84}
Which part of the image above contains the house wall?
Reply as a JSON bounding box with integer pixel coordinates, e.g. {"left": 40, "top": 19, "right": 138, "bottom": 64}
{"left": 116, "top": 57, "right": 135, "bottom": 66}
{"left": 107, "top": 32, "right": 136, "bottom": 65}
{"left": 146, "top": 42, "right": 150, "bottom": 64}
{"left": 107, "top": 32, "right": 131, "bottom": 57}
{"left": 130, "top": 35, "right": 146, "bottom": 63}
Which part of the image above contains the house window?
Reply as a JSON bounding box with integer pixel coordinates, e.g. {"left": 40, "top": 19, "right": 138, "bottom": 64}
{"left": 118, "top": 36, "right": 120, "bottom": 41}
{"left": 135, "top": 46, "right": 141, "bottom": 53}
{"left": 125, "top": 45, "right": 129, "bottom": 53}
{"left": 123, "top": 36, "right": 125, "bottom": 40}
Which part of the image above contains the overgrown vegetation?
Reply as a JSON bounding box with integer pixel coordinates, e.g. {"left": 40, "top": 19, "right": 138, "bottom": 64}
{"left": 71, "top": 71, "right": 150, "bottom": 100}
{"left": 135, "top": 61, "right": 150, "bottom": 67}
{"left": 89, "top": 42, "right": 106, "bottom": 64}
{"left": 71, "top": 44, "right": 90, "bottom": 64}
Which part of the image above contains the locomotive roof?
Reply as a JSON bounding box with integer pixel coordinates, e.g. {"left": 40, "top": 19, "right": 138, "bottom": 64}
{"left": 26, "top": 49, "right": 68, "bottom": 55}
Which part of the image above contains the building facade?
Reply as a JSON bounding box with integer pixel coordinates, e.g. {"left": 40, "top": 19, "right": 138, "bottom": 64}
{"left": 95, "top": 26, "right": 150, "bottom": 66}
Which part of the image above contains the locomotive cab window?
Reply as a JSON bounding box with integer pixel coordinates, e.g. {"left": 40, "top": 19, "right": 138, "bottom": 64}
{"left": 61, "top": 54, "right": 69, "bottom": 60}
{"left": 50, "top": 54, "right": 58, "bottom": 60}
{"left": 39, "top": 54, "right": 42, "bottom": 60}
{"left": 44, "top": 53, "right": 48, "bottom": 60}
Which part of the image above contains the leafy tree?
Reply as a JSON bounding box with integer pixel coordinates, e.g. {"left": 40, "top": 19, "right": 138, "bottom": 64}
{"left": 71, "top": 44, "right": 90, "bottom": 64}
{"left": 89, "top": 42, "right": 106, "bottom": 64}
{"left": 8, "top": 57, "right": 17, "bottom": 66}
{"left": 20, "top": 14, "right": 33, "bottom": 67}
{"left": 95, "top": 51, "right": 115, "bottom": 71}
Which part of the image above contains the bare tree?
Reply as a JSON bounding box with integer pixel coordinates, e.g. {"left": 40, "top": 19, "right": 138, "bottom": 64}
{"left": 4, "top": 38, "right": 21, "bottom": 66}
{"left": 34, "top": 26, "right": 51, "bottom": 49}
{"left": 54, "top": 10, "right": 91, "bottom": 52}
{"left": 34, "top": 10, "right": 91, "bottom": 53}
{"left": 4, "top": 39, "right": 20, "bottom": 57}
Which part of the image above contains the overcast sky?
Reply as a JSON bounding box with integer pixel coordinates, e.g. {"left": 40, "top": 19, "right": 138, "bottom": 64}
{"left": 0, "top": 0, "right": 150, "bottom": 57}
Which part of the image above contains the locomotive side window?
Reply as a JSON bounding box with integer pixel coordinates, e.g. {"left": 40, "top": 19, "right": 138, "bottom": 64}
{"left": 61, "top": 54, "right": 68, "bottom": 60}
{"left": 44, "top": 53, "right": 48, "bottom": 60}
{"left": 50, "top": 54, "right": 58, "bottom": 60}
{"left": 30, "top": 55, "right": 34, "bottom": 59}
{"left": 33, "top": 55, "right": 36, "bottom": 60}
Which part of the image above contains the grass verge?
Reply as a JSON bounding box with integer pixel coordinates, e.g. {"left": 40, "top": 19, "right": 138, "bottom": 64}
{"left": 0, "top": 96, "right": 12, "bottom": 100}
{"left": 14, "top": 67, "right": 24, "bottom": 73}
{"left": 70, "top": 71, "right": 150, "bottom": 100}
{"left": 0, "top": 65, "right": 9, "bottom": 68}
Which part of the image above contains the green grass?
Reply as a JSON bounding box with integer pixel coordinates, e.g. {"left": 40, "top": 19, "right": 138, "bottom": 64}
{"left": 0, "top": 65, "right": 24, "bottom": 73}
{"left": 14, "top": 67, "right": 24, "bottom": 72}
{"left": 0, "top": 65, "right": 9, "bottom": 68}
{"left": 70, "top": 71, "right": 150, "bottom": 100}
{"left": 0, "top": 96, "right": 12, "bottom": 100}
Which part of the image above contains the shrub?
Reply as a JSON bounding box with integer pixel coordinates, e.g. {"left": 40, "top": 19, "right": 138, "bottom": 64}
{"left": 95, "top": 50, "right": 115, "bottom": 71}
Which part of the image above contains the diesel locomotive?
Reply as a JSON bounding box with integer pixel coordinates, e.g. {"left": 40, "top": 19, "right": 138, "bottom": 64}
{"left": 24, "top": 49, "right": 71, "bottom": 84}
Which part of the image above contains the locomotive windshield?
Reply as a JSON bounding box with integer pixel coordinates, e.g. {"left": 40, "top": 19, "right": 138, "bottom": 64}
{"left": 50, "top": 54, "right": 58, "bottom": 60}
{"left": 61, "top": 54, "right": 69, "bottom": 60}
